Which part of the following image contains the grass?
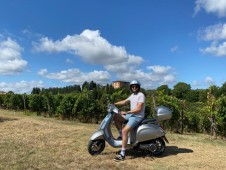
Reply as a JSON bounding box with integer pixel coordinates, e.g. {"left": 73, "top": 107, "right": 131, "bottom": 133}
{"left": 0, "top": 109, "right": 226, "bottom": 170}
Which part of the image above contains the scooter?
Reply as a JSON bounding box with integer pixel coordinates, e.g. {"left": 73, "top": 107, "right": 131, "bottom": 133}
{"left": 88, "top": 104, "right": 172, "bottom": 156}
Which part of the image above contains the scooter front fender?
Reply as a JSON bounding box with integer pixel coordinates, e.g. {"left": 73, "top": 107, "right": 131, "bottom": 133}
{"left": 90, "top": 130, "right": 104, "bottom": 140}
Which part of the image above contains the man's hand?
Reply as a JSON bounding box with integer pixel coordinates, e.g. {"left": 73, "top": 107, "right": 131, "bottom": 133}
{"left": 121, "top": 111, "right": 127, "bottom": 115}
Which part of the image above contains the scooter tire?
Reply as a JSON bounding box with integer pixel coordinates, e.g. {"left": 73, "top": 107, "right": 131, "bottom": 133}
{"left": 152, "top": 138, "right": 165, "bottom": 156}
{"left": 88, "top": 139, "right": 105, "bottom": 155}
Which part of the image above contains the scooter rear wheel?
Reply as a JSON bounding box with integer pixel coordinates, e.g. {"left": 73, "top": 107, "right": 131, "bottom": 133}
{"left": 152, "top": 138, "right": 165, "bottom": 156}
{"left": 88, "top": 139, "right": 105, "bottom": 155}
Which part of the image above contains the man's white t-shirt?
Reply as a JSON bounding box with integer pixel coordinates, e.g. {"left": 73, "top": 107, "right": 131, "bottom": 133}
{"left": 127, "top": 92, "right": 146, "bottom": 118}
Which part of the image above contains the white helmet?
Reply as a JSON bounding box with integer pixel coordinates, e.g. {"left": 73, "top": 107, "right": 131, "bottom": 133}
{"left": 130, "top": 80, "right": 141, "bottom": 92}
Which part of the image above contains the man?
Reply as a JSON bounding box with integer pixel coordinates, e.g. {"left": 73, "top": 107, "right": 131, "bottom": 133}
{"left": 113, "top": 80, "right": 146, "bottom": 161}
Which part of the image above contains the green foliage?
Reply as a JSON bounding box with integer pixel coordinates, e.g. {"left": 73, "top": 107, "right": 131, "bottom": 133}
{"left": 2, "top": 92, "right": 12, "bottom": 109}
{"left": 31, "top": 87, "right": 41, "bottom": 94}
{"left": 28, "top": 94, "right": 44, "bottom": 115}
{"left": 215, "top": 96, "right": 226, "bottom": 137}
{"left": 155, "top": 90, "right": 181, "bottom": 132}
{"left": 57, "top": 94, "right": 76, "bottom": 120}
{"left": 3, "top": 80, "right": 226, "bottom": 138}
{"left": 157, "top": 85, "right": 171, "bottom": 95}
{"left": 8, "top": 94, "right": 24, "bottom": 110}
{"left": 31, "top": 85, "right": 81, "bottom": 95}
{"left": 220, "top": 82, "right": 226, "bottom": 95}
{"left": 0, "top": 94, "right": 5, "bottom": 108}
{"left": 172, "top": 82, "right": 191, "bottom": 100}
{"left": 73, "top": 89, "right": 99, "bottom": 122}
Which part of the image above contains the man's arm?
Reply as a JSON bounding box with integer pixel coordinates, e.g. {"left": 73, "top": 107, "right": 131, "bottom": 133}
{"left": 128, "top": 102, "right": 143, "bottom": 114}
{"left": 114, "top": 99, "right": 129, "bottom": 106}
{"left": 114, "top": 99, "right": 129, "bottom": 115}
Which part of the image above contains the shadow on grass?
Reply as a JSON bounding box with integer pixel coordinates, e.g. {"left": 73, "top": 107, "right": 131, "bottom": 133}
{"left": 161, "top": 146, "right": 193, "bottom": 157}
{"left": 127, "top": 146, "right": 193, "bottom": 160}
{"left": 0, "top": 117, "right": 18, "bottom": 123}
{"left": 101, "top": 146, "right": 193, "bottom": 160}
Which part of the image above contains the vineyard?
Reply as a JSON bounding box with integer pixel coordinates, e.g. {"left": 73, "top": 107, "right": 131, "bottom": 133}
{"left": 0, "top": 81, "right": 226, "bottom": 138}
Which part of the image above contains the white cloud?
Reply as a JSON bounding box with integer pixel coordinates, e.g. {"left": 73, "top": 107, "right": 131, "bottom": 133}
{"left": 36, "top": 65, "right": 177, "bottom": 89}
{"left": 117, "top": 65, "right": 176, "bottom": 89}
{"left": 198, "top": 23, "right": 226, "bottom": 41}
{"left": 200, "top": 41, "right": 226, "bottom": 56}
{"left": 163, "top": 74, "right": 175, "bottom": 83}
{"left": 33, "top": 29, "right": 134, "bottom": 65}
{"left": 205, "top": 76, "right": 215, "bottom": 85}
{"left": 147, "top": 65, "right": 173, "bottom": 74}
{"left": 170, "top": 45, "right": 179, "bottom": 52}
{"left": 0, "top": 38, "right": 27, "bottom": 75}
{"left": 194, "top": 0, "right": 226, "bottom": 17}
{"left": 39, "top": 68, "right": 111, "bottom": 85}
{"left": 33, "top": 30, "right": 178, "bottom": 89}
{"left": 105, "top": 54, "right": 143, "bottom": 73}
{"left": 0, "top": 80, "right": 44, "bottom": 94}
{"left": 66, "top": 58, "right": 74, "bottom": 64}
{"left": 199, "top": 23, "right": 226, "bottom": 56}
{"left": 37, "top": 64, "right": 176, "bottom": 89}
{"left": 192, "top": 76, "right": 215, "bottom": 88}
{"left": 38, "top": 68, "right": 48, "bottom": 76}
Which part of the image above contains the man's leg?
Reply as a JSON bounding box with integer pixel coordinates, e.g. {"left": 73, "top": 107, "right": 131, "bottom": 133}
{"left": 121, "top": 125, "right": 132, "bottom": 151}
{"left": 114, "top": 125, "right": 132, "bottom": 161}
{"left": 114, "top": 114, "right": 126, "bottom": 138}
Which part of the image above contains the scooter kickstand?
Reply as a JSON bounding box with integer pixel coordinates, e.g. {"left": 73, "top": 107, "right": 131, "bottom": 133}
{"left": 148, "top": 152, "right": 155, "bottom": 160}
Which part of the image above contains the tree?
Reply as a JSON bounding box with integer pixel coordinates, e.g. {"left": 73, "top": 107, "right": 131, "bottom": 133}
{"left": 31, "top": 87, "right": 41, "bottom": 94}
{"left": 57, "top": 94, "right": 76, "bottom": 120}
{"left": 9, "top": 94, "right": 23, "bottom": 110}
{"left": 42, "top": 92, "right": 57, "bottom": 117}
{"left": 105, "top": 83, "right": 114, "bottom": 94}
{"left": 157, "top": 85, "right": 171, "bottom": 95}
{"left": 29, "top": 94, "right": 44, "bottom": 115}
{"left": 73, "top": 89, "right": 98, "bottom": 122}
{"left": 197, "top": 89, "right": 208, "bottom": 102}
{"left": 220, "top": 82, "right": 226, "bottom": 96}
{"left": 212, "top": 95, "right": 226, "bottom": 138}
{"left": 0, "top": 94, "right": 5, "bottom": 108}
{"left": 3, "top": 92, "right": 14, "bottom": 109}
{"left": 156, "top": 90, "right": 181, "bottom": 132}
{"left": 186, "top": 90, "right": 199, "bottom": 102}
{"left": 207, "top": 86, "right": 217, "bottom": 138}
{"left": 89, "top": 81, "right": 97, "bottom": 90}
{"left": 82, "top": 81, "right": 89, "bottom": 91}
{"left": 172, "top": 82, "right": 191, "bottom": 100}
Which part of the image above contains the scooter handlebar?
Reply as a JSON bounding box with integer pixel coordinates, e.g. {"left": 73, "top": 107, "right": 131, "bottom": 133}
{"left": 107, "top": 104, "right": 120, "bottom": 114}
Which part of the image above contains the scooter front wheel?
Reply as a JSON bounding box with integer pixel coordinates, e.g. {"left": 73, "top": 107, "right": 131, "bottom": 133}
{"left": 88, "top": 139, "right": 105, "bottom": 155}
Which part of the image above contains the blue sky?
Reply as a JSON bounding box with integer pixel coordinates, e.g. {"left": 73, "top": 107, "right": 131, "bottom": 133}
{"left": 1, "top": 0, "right": 226, "bottom": 94}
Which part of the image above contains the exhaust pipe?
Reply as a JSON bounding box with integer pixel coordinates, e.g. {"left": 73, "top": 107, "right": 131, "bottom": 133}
{"left": 139, "top": 144, "right": 157, "bottom": 152}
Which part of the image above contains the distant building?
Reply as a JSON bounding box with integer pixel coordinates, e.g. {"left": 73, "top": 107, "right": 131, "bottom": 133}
{"left": 0, "top": 91, "right": 6, "bottom": 94}
{"left": 112, "top": 80, "right": 130, "bottom": 89}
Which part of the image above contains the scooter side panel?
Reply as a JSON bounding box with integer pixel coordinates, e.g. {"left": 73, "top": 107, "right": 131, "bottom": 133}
{"left": 136, "top": 124, "right": 165, "bottom": 142}
{"left": 90, "top": 130, "right": 104, "bottom": 140}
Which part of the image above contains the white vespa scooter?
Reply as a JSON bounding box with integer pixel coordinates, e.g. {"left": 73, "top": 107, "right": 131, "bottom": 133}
{"left": 88, "top": 104, "right": 172, "bottom": 156}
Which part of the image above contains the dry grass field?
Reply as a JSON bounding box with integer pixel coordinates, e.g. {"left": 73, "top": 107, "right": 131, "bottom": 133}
{"left": 0, "top": 109, "right": 226, "bottom": 170}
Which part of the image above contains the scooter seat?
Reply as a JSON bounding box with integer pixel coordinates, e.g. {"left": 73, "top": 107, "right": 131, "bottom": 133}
{"left": 123, "top": 118, "right": 156, "bottom": 125}
{"left": 140, "top": 118, "right": 156, "bottom": 125}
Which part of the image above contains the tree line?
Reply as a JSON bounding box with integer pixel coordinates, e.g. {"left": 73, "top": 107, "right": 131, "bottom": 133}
{"left": 0, "top": 81, "right": 226, "bottom": 139}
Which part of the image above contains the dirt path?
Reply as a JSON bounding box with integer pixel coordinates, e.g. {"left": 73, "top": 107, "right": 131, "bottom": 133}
{"left": 0, "top": 110, "right": 226, "bottom": 170}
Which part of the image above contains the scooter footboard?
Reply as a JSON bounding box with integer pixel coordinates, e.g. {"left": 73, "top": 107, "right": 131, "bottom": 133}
{"left": 90, "top": 130, "right": 104, "bottom": 140}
